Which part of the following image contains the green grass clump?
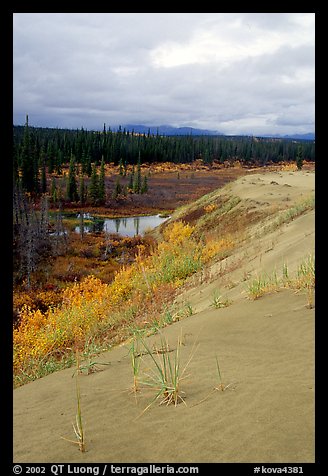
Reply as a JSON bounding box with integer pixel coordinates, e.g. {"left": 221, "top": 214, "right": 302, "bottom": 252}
{"left": 129, "top": 332, "right": 143, "bottom": 395}
{"left": 211, "top": 289, "right": 231, "bottom": 309}
{"left": 136, "top": 332, "right": 197, "bottom": 416}
{"left": 291, "top": 254, "right": 315, "bottom": 308}
{"left": 246, "top": 255, "right": 315, "bottom": 305}
{"left": 247, "top": 271, "right": 279, "bottom": 300}
{"left": 62, "top": 351, "right": 86, "bottom": 452}
{"left": 259, "top": 195, "right": 314, "bottom": 237}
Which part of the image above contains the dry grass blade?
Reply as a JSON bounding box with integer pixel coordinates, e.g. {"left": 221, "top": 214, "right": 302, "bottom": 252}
{"left": 192, "top": 355, "right": 229, "bottom": 407}
{"left": 215, "top": 355, "right": 225, "bottom": 392}
{"left": 128, "top": 333, "right": 142, "bottom": 397}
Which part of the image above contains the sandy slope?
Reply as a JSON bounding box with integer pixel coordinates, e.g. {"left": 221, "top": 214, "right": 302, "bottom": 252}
{"left": 13, "top": 170, "right": 315, "bottom": 463}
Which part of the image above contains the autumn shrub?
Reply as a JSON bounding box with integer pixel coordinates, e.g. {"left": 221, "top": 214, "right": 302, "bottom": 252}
{"left": 162, "top": 221, "right": 195, "bottom": 245}
{"left": 51, "top": 256, "right": 91, "bottom": 282}
{"left": 13, "top": 222, "right": 236, "bottom": 385}
{"left": 13, "top": 292, "right": 37, "bottom": 315}
{"left": 204, "top": 203, "right": 218, "bottom": 214}
{"left": 137, "top": 221, "right": 203, "bottom": 290}
{"left": 280, "top": 162, "right": 298, "bottom": 172}
{"left": 13, "top": 288, "right": 63, "bottom": 325}
{"left": 200, "top": 236, "right": 235, "bottom": 264}
{"left": 14, "top": 276, "right": 108, "bottom": 369}
{"left": 93, "top": 261, "right": 119, "bottom": 283}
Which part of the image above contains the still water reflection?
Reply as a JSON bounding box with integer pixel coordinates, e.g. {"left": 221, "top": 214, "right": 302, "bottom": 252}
{"left": 74, "top": 213, "right": 169, "bottom": 237}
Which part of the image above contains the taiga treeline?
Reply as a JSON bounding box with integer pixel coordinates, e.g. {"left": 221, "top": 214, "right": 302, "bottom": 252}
{"left": 13, "top": 120, "right": 315, "bottom": 193}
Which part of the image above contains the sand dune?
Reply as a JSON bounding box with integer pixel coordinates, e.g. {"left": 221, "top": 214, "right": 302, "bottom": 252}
{"left": 13, "top": 170, "right": 315, "bottom": 463}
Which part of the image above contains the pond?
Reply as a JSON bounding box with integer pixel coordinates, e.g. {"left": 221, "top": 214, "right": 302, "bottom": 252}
{"left": 51, "top": 212, "right": 170, "bottom": 237}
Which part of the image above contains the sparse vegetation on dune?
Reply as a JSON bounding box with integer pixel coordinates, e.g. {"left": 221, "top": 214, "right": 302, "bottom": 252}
{"left": 247, "top": 254, "right": 315, "bottom": 302}
{"left": 13, "top": 165, "right": 315, "bottom": 464}
{"left": 13, "top": 219, "right": 235, "bottom": 386}
{"left": 136, "top": 331, "right": 195, "bottom": 414}
{"left": 13, "top": 168, "right": 315, "bottom": 388}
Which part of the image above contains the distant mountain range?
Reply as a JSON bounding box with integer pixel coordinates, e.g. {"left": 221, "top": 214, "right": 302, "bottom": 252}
{"left": 115, "top": 124, "right": 221, "bottom": 136}
{"left": 261, "top": 132, "right": 315, "bottom": 141}
{"left": 281, "top": 133, "right": 315, "bottom": 141}
{"left": 113, "top": 124, "right": 315, "bottom": 141}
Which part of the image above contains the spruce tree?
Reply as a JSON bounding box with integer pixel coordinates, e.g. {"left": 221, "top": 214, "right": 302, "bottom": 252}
{"left": 296, "top": 145, "right": 304, "bottom": 170}
{"left": 89, "top": 163, "right": 99, "bottom": 205}
{"left": 56, "top": 150, "right": 63, "bottom": 175}
{"left": 128, "top": 172, "right": 134, "bottom": 192}
{"left": 133, "top": 154, "right": 141, "bottom": 193}
{"left": 98, "top": 157, "right": 106, "bottom": 204}
{"left": 119, "top": 157, "right": 124, "bottom": 176}
{"left": 79, "top": 176, "right": 86, "bottom": 205}
{"left": 21, "top": 115, "right": 35, "bottom": 192}
{"left": 47, "top": 141, "right": 55, "bottom": 174}
{"left": 66, "top": 153, "right": 78, "bottom": 202}
{"left": 41, "top": 160, "right": 47, "bottom": 194}
{"left": 39, "top": 145, "right": 47, "bottom": 193}
{"left": 112, "top": 177, "right": 122, "bottom": 199}
{"left": 141, "top": 175, "right": 148, "bottom": 194}
{"left": 51, "top": 177, "right": 57, "bottom": 204}
{"left": 86, "top": 155, "right": 92, "bottom": 177}
{"left": 31, "top": 130, "right": 40, "bottom": 193}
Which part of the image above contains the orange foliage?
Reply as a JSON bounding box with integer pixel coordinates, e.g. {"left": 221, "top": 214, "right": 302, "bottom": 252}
{"left": 201, "top": 237, "right": 234, "bottom": 263}
{"left": 13, "top": 222, "right": 235, "bottom": 382}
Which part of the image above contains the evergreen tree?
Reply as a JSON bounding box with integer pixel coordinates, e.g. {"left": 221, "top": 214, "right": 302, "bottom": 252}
{"left": 89, "top": 163, "right": 99, "bottom": 205}
{"left": 141, "top": 175, "right": 148, "bottom": 194}
{"left": 31, "top": 130, "right": 40, "bottom": 193}
{"left": 296, "top": 146, "right": 304, "bottom": 170}
{"left": 39, "top": 144, "right": 47, "bottom": 193}
{"left": 79, "top": 176, "right": 86, "bottom": 205}
{"left": 98, "top": 157, "right": 106, "bottom": 204}
{"left": 112, "top": 177, "right": 122, "bottom": 199}
{"left": 41, "top": 160, "right": 47, "bottom": 194}
{"left": 66, "top": 153, "right": 78, "bottom": 201}
{"left": 51, "top": 177, "right": 57, "bottom": 204}
{"left": 81, "top": 150, "right": 88, "bottom": 175}
{"left": 86, "top": 155, "right": 92, "bottom": 177}
{"left": 133, "top": 154, "right": 142, "bottom": 193}
{"left": 119, "top": 157, "right": 124, "bottom": 176}
{"left": 56, "top": 150, "right": 63, "bottom": 175}
{"left": 128, "top": 172, "right": 134, "bottom": 192}
{"left": 47, "top": 141, "right": 55, "bottom": 174}
{"left": 21, "top": 115, "right": 36, "bottom": 192}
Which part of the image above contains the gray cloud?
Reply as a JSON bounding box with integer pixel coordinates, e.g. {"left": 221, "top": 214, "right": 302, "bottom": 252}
{"left": 13, "top": 13, "right": 315, "bottom": 135}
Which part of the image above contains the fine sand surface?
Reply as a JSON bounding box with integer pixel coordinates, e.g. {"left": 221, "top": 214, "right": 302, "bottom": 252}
{"left": 13, "top": 170, "right": 315, "bottom": 463}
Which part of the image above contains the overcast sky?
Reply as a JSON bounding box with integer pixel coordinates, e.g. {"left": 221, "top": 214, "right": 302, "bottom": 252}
{"left": 13, "top": 13, "right": 315, "bottom": 135}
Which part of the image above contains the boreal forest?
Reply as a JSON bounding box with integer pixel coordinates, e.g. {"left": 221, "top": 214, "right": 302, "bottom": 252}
{"left": 14, "top": 119, "right": 315, "bottom": 196}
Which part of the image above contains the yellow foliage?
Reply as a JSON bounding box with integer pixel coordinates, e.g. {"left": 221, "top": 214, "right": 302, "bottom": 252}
{"left": 13, "top": 221, "right": 235, "bottom": 382}
{"left": 280, "top": 162, "right": 298, "bottom": 171}
{"left": 204, "top": 203, "right": 218, "bottom": 214}
{"left": 162, "top": 221, "right": 194, "bottom": 245}
{"left": 108, "top": 266, "right": 135, "bottom": 305}
{"left": 62, "top": 275, "right": 108, "bottom": 307}
{"left": 201, "top": 237, "right": 234, "bottom": 263}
